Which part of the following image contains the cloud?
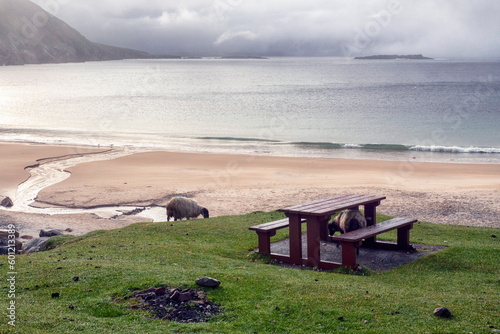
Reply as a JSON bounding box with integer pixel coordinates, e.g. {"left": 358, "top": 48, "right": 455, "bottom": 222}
{"left": 214, "top": 30, "right": 258, "bottom": 45}
{"left": 30, "top": 0, "right": 500, "bottom": 57}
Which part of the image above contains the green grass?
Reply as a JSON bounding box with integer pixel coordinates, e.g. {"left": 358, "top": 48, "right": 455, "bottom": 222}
{"left": 1, "top": 211, "right": 499, "bottom": 333}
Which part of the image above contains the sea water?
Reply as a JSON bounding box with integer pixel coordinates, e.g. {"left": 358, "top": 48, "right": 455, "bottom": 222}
{"left": 1, "top": 57, "right": 499, "bottom": 163}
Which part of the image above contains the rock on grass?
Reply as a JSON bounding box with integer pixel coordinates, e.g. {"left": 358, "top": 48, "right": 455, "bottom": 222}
{"left": 195, "top": 277, "right": 221, "bottom": 288}
{"left": 433, "top": 307, "right": 452, "bottom": 318}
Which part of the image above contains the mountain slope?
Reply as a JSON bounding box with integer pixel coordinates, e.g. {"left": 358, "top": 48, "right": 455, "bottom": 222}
{"left": 0, "top": 0, "right": 150, "bottom": 65}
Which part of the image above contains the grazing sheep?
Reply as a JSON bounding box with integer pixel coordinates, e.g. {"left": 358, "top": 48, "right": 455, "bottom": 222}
{"left": 166, "top": 196, "right": 209, "bottom": 221}
{"left": 328, "top": 209, "right": 367, "bottom": 235}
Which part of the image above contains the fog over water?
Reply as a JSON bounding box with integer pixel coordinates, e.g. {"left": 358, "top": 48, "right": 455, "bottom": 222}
{"left": 31, "top": 0, "right": 500, "bottom": 58}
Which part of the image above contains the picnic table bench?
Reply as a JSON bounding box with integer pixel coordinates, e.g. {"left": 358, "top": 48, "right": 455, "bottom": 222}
{"left": 249, "top": 194, "right": 417, "bottom": 269}
{"left": 330, "top": 217, "right": 417, "bottom": 268}
{"left": 249, "top": 218, "right": 306, "bottom": 256}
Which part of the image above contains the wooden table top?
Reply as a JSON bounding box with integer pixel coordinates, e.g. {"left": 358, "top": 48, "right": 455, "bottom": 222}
{"left": 278, "top": 194, "right": 386, "bottom": 216}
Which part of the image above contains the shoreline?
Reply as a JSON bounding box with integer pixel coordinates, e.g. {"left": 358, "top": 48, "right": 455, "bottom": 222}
{"left": 2, "top": 135, "right": 500, "bottom": 165}
{"left": 1, "top": 141, "right": 499, "bottom": 238}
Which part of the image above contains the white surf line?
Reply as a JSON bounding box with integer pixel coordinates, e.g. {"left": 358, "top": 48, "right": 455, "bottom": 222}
{"left": 3, "top": 147, "right": 167, "bottom": 222}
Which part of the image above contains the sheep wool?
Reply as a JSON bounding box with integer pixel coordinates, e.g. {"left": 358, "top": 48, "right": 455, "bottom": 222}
{"left": 166, "top": 196, "right": 209, "bottom": 221}
{"left": 328, "top": 209, "right": 367, "bottom": 235}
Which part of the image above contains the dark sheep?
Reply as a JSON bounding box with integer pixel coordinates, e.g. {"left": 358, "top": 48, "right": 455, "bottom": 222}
{"left": 328, "top": 209, "right": 367, "bottom": 235}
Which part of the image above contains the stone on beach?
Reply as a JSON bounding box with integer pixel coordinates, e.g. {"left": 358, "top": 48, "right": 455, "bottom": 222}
{"left": 1, "top": 197, "right": 14, "bottom": 208}
{"left": 0, "top": 230, "right": 19, "bottom": 239}
{"left": 39, "top": 229, "right": 63, "bottom": 237}
{"left": 0, "top": 229, "right": 22, "bottom": 254}
{"left": 0, "top": 239, "right": 22, "bottom": 255}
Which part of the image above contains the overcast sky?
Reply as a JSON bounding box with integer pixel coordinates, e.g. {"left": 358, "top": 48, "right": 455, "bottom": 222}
{"left": 32, "top": 0, "right": 500, "bottom": 57}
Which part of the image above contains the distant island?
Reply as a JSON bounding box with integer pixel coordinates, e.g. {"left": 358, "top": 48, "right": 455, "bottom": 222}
{"left": 354, "top": 54, "right": 433, "bottom": 60}
{"left": 220, "top": 56, "right": 268, "bottom": 60}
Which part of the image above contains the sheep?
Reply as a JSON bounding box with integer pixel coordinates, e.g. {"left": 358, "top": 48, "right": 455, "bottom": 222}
{"left": 328, "top": 209, "right": 367, "bottom": 236}
{"left": 166, "top": 196, "right": 209, "bottom": 221}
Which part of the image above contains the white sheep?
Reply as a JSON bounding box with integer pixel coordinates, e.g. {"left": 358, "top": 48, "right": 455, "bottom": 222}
{"left": 166, "top": 196, "right": 209, "bottom": 221}
{"left": 328, "top": 209, "right": 367, "bottom": 235}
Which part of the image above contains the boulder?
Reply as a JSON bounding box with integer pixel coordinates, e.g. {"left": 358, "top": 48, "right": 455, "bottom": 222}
{"left": 39, "top": 230, "right": 63, "bottom": 237}
{"left": 0, "top": 230, "right": 19, "bottom": 238}
{"left": 1, "top": 197, "right": 14, "bottom": 208}
{"left": 433, "top": 307, "right": 452, "bottom": 318}
{"left": 0, "top": 239, "right": 22, "bottom": 255}
{"left": 195, "top": 277, "right": 221, "bottom": 288}
{"left": 22, "top": 238, "right": 50, "bottom": 254}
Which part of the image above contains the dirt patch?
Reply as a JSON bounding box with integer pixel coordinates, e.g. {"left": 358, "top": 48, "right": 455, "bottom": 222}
{"left": 129, "top": 287, "right": 220, "bottom": 323}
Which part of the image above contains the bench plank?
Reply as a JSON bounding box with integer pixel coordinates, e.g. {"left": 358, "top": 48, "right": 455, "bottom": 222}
{"left": 331, "top": 217, "right": 417, "bottom": 242}
{"left": 249, "top": 218, "right": 290, "bottom": 232}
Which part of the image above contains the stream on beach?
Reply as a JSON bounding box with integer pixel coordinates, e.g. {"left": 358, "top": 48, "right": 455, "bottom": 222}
{"left": 1, "top": 147, "right": 167, "bottom": 222}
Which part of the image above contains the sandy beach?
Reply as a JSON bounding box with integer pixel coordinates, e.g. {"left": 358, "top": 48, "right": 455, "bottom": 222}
{"left": 1, "top": 142, "right": 499, "bottom": 238}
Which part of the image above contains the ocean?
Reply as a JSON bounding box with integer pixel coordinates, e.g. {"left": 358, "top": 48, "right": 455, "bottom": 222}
{"left": 1, "top": 57, "right": 499, "bottom": 163}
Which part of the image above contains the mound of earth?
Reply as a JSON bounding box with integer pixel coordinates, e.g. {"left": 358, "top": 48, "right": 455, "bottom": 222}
{"left": 129, "top": 287, "right": 220, "bottom": 323}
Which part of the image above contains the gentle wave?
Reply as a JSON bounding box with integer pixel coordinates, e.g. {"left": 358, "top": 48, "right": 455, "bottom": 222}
{"left": 292, "top": 142, "right": 342, "bottom": 149}
{"left": 197, "top": 136, "right": 281, "bottom": 143}
{"left": 342, "top": 144, "right": 364, "bottom": 149}
{"left": 290, "top": 141, "right": 500, "bottom": 154}
{"left": 291, "top": 141, "right": 410, "bottom": 151}
{"left": 290, "top": 141, "right": 409, "bottom": 152}
{"left": 409, "top": 145, "right": 500, "bottom": 154}
{"left": 363, "top": 144, "right": 409, "bottom": 151}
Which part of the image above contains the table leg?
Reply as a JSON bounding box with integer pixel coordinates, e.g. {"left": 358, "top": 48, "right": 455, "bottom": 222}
{"left": 397, "top": 225, "right": 412, "bottom": 249}
{"left": 257, "top": 231, "right": 275, "bottom": 255}
{"left": 319, "top": 215, "right": 330, "bottom": 241}
{"left": 340, "top": 241, "right": 357, "bottom": 268}
{"left": 288, "top": 214, "right": 303, "bottom": 265}
{"left": 306, "top": 216, "right": 321, "bottom": 267}
{"left": 364, "top": 204, "right": 377, "bottom": 246}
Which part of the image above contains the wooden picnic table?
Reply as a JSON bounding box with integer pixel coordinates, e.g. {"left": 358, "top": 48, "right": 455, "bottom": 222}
{"left": 277, "top": 194, "right": 386, "bottom": 269}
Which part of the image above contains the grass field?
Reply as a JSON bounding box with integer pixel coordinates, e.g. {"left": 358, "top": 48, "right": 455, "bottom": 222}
{"left": 1, "top": 211, "right": 499, "bottom": 333}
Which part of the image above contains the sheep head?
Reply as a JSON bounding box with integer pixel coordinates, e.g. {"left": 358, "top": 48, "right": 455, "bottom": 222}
{"left": 328, "top": 215, "right": 341, "bottom": 235}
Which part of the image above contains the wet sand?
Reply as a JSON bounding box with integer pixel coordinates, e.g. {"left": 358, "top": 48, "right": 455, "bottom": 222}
{"left": 1, "top": 142, "right": 499, "bottom": 238}
{"left": 0, "top": 143, "right": 102, "bottom": 198}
